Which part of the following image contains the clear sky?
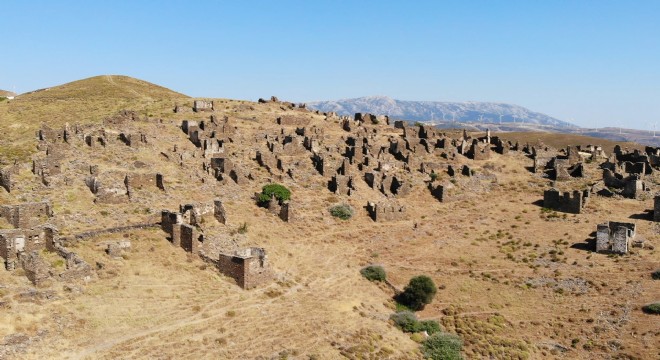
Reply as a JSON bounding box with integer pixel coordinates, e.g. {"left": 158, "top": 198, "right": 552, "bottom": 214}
{"left": 1, "top": 1, "right": 659, "bottom": 129}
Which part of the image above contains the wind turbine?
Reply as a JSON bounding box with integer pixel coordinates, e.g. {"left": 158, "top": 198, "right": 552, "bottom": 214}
{"left": 653, "top": 121, "right": 658, "bottom": 137}
{"left": 478, "top": 114, "right": 484, "bottom": 122}
{"left": 498, "top": 114, "right": 503, "bottom": 124}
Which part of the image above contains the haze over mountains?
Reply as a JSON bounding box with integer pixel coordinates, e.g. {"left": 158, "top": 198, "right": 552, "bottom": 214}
{"left": 307, "top": 95, "right": 574, "bottom": 128}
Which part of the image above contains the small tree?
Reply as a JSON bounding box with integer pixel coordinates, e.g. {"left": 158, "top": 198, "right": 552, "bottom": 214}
{"left": 422, "top": 333, "right": 463, "bottom": 360}
{"left": 390, "top": 311, "right": 420, "bottom": 332}
{"left": 652, "top": 269, "right": 660, "bottom": 280}
{"left": 642, "top": 302, "right": 660, "bottom": 315}
{"left": 399, "top": 275, "right": 437, "bottom": 311}
{"left": 360, "top": 265, "right": 386, "bottom": 282}
{"left": 257, "top": 183, "right": 291, "bottom": 205}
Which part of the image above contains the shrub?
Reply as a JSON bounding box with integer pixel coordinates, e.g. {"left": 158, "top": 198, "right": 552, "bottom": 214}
{"left": 399, "top": 275, "right": 437, "bottom": 311}
{"left": 652, "top": 269, "right": 660, "bottom": 280}
{"left": 237, "top": 222, "right": 248, "bottom": 234}
{"left": 390, "top": 311, "right": 420, "bottom": 333}
{"left": 419, "top": 320, "right": 441, "bottom": 335}
{"left": 421, "top": 333, "right": 463, "bottom": 360}
{"left": 257, "top": 183, "right": 291, "bottom": 205}
{"left": 360, "top": 265, "right": 386, "bottom": 282}
{"left": 329, "top": 204, "right": 354, "bottom": 220}
{"left": 641, "top": 302, "right": 660, "bottom": 315}
{"left": 429, "top": 172, "right": 439, "bottom": 182}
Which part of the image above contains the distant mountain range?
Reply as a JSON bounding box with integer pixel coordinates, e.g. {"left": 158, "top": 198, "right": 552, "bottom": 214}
{"left": 307, "top": 95, "right": 574, "bottom": 128}
{"left": 0, "top": 89, "right": 17, "bottom": 97}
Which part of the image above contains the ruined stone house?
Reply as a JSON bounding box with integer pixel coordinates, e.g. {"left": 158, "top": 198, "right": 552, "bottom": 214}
{"left": 596, "top": 221, "right": 636, "bottom": 254}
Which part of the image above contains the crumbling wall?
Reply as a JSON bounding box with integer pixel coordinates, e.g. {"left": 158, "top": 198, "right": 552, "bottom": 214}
{"left": 215, "top": 248, "right": 271, "bottom": 289}
{"left": 193, "top": 100, "right": 214, "bottom": 112}
{"left": 596, "top": 221, "right": 635, "bottom": 254}
{"left": 20, "top": 251, "right": 51, "bottom": 286}
{"left": 0, "top": 166, "right": 18, "bottom": 193}
{"left": 366, "top": 201, "right": 406, "bottom": 222}
{"left": 543, "top": 189, "right": 588, "bottom": 214}
{"left": 214, "top": 200, "right": 227, "bottom": 224}
{"left": 0, "top": 202, "right": 52, "bottom": 229}
{"left": 429, "top": 183, "right": 444, "bottom": 202}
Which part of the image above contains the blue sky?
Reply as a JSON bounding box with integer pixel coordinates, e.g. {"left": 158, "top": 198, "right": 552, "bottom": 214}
{"left": 1, "top": 1, "right": 659, "bottom": 129}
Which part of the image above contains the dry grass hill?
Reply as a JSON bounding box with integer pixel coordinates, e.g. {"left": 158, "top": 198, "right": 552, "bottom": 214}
{"left": 0, "top": 76, "right": 658, "bottom": 360}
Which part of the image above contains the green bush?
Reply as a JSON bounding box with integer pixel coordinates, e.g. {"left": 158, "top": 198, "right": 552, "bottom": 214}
{"left": 360, "top": 265, "right": 386, "bottom": 282}
{"left": 652, "top": 269, "right": 660, "bottom": 280}
{"left": 329, "top": 204, "right": 354, "bottom": 220}
{"left": 390, "top": 311, "right": 420, "bottom": 332}
{"left": 422, "top": 333, "right": 463, "bottom": 360}
{"left": 390, "top": 311, "right": 442, "bottom": 335}
{"left": 429, "top": 172, "right": 439, "bottom": 182}
{"left": 257, "top": 183, "right": 291, "bottom": 205}
{"left": 399, "top": 275, "right": 437, "bottom": 311}
{"left": 642, "top": 302, "right": 660, "bottom": 315}
{"left": 419, "top": 320, "right": 441, "bottom": 335}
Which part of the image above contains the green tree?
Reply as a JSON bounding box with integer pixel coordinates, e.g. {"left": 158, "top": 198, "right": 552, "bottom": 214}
{"left": 399, "top": 275, "right": 437, "bottom": 311}
{"left": 257, "top": 183, "right": 291, "bottom": 205}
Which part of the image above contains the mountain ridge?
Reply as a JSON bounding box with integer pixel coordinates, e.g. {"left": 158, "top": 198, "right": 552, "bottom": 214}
{"left": 307, "top": 95, "right": 574, "bottom": 128}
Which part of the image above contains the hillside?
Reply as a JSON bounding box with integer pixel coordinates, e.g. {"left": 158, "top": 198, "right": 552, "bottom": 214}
{"left": 0, "top": 76, "right": 658, "bottom": 360}
{"left": 0, "top": 75, "right": 189, "bottom": 163}
{"left": 0, "top": 89, "right": 17, "bottom": 97}
{"left": 307, "top": 95, "right": 574, "bottom": 128}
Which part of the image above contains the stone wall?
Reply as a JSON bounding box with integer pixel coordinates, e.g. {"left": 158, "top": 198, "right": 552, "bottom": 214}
{"left": 429, "top": 183, "right": 444, "bottom": 202}
{"left": 367, "top": 201, "right": 406, "bottom": 222}
{"left": 0, "top": 166, "right": 17, "bottom": 193}
{"left": 193, "top": 100, "right": 214, "bottom": 112}
{"left": 0, "top": 201, "right": 52, "bottom": 229}
{"left": 214, "top": 247, "right": 271, "bottom": 289}
{"left": 596, "top": 221, "right": 635, "bottom": 254}
{"left": 543, "top": 189, "right": 589, "bottom": 214}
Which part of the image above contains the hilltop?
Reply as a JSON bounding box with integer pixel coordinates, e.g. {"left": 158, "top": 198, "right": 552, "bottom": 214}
{"left": 0, "top": 76, "right": 658, "bottom": 360}
{"left": 307, "top": 95, "right": 573, "bottom": 128}
{"left": 0, "top": 75, "right": 189, "bottom": 162}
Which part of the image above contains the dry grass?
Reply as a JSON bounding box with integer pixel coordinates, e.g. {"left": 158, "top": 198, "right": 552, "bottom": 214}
{"left": 0, "top": 76, "right": 658, "bottom": 359}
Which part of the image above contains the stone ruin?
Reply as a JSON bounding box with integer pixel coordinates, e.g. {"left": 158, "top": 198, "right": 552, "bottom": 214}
{"left": 213, "top": 247, "right": 271, "bottom": 289}
{"left": 602, "top": 169, "right": 648, "bottom": 199}
{"left": 596, "top": 221, "right": 636, "bottom": 254}
{"left": 428, "top": 183, "right": 444, "bottom": 202}
{"left": 0, "top": 201, "right": 52, "bottom": 229}
{"left": 193, "top": 100, "right": 214, "bottom": 112}
{"left": 0, "top": 165, "right": 18, "bottom": 192}
{"left": 0, "top": 202, "right": 92, "bottom": 284}
{"left": 328, "top": 175, "right": 355, "bottom": 196}
{"left": 532, "top": 146, "right": 584, "bottom": 180}
{"left": 543, "top": 188, "right": 589, "bottom": 214}
{"left": 366, "top": 201, "right": 406, "bottom": 222}
{"left": 266, "top": 196, "right": 295, "bottom": 222}
{"left": 85, "top": 171, "right": 165, "bottom": 203}
{"left": 160, "top": 201, "right": 272, "bottom": 289}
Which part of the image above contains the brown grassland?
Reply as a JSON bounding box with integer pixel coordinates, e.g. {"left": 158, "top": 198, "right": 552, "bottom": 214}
{"left": 0, "top": 76, "right": 658, "bottom": 359}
